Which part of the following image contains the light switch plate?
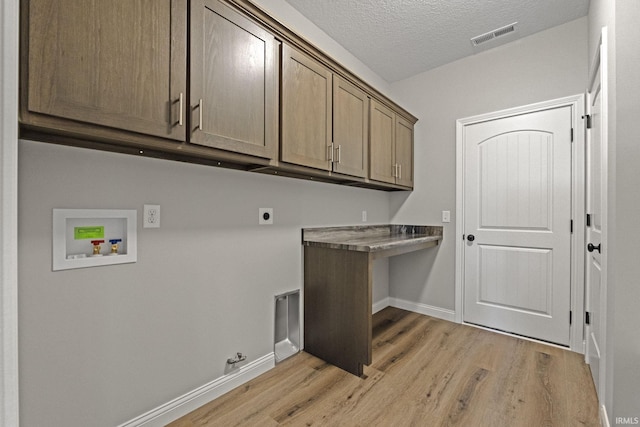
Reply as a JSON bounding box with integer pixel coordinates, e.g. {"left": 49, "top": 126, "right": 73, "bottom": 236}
{"left": 442, "top": 210, "right": 451, "bottom": 223}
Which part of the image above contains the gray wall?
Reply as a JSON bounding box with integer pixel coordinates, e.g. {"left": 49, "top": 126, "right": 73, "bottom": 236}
{"left": 18, "top": 141, "right": 390, "bottom": 426}
{"left": 613, "top": 2, "right": 640, "bottom": 419}
{"left": 387, "top": 18, "right": 588, "bottom": 310}
{"left": 17, "top": 1, "right": 394, "bottom": 425}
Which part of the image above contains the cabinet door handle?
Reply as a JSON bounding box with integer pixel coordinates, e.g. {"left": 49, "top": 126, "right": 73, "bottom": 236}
{"left": 336, "top": 144, "right": 341, "bottom": 164}
{"left": 328, "top": 143, "right": 334, "bottom": 163}
{"left": 398, "top": 164, "right": 402, "bottom": 180}
{"left": 198, "top": 99, "right": 203, "bottom": 131}
{"left": 178, "top": 93, "right": 184, "bottom": 126}
{"left": 392, "top": 163, "right": 397, "bottom": 177}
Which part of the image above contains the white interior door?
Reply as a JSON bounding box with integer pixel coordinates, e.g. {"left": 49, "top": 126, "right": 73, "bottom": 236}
{"left": 463, "top": 106, "right": 572, "bottom": 346}
{"left": 585, "top": 30, "right": 608, "bottom": 403}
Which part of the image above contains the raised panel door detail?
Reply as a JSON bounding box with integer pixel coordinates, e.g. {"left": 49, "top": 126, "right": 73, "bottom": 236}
{"left": 190, "top": 0, "right": 277, "bottom": 159}
{"left": 332, "top": 76, "right": 368, "bottom": 178}
{"left": 478, "top": 245, "right": 552, "bottom": 315}
{"left": 281, "top": 44, "right": 332, "bottom": 170}
{"left": 369, "top": 99, "right": 395, "bottom": 184}
{"left": 395, "top": 115, "right": 414, "bottom": 188}
{"left": 479, "top": 131, "right": 551, "bottom": 230}
{"left": 587, "top": 254, "right": 602, "bottom": 387}
{"left": 463, "top": 106, "right": 572, "bottom": 346}
{"left": 27, "top": 0, "right": 186, "bottom": 141}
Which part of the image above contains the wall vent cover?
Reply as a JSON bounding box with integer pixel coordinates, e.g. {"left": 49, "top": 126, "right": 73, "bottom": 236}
{"left": 471, "top": 22, "right": 518, "bottom": 46}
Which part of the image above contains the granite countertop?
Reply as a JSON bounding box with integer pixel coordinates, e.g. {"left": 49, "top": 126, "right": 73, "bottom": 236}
{"left": 302, "top": 225, "right": 443, "bottom": 253}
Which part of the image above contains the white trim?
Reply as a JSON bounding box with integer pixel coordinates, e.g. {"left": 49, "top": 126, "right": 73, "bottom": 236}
{"left": 1, "top": 0, "right": 20, "bottom": 425}
{"left": 372, "top": 297, "right": 391, "bottom": 314}
{"left": 600, "top": 404, "right": 610, "bottom": 427}
{"left": 464, "top": 321, "right": 571, "bottom": 350}
{"left": 117, "top": 353, "right": 276, "bottom": 427}
{"left": 52, "top": 208, "right": 138, "bottom": 270}
{"left": 585, "top": 27, "right": 609, "bottom": 413}
{"left": 389, "top": 297, "right": 456, "bottom": 322}
{"left": 455, "top": 94, "right": 586, "bottom": 353}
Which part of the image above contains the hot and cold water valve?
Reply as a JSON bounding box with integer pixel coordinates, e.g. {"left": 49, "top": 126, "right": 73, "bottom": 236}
{"left": 90, "top": 238, "right": 123, "bottom": 256}
{"left": 90, "top": 240, "right": 104, "bottom": 256}
{"left": 109, "top": 239, "right": 122, "bottom": 255}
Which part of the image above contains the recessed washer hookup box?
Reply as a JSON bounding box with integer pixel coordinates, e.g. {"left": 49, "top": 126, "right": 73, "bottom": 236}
{"left": 52, "top": 208, "right": 137, "bottom": 271}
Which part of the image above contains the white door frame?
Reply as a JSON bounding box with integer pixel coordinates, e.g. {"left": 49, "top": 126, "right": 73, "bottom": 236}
{"left": 1, "top": 0, "right": 20, "bottom": 425}
{"left": 585, "top": 28, "right": 608, "bottom": 420}
{"left": 455, "top": 95, "right": 586, "bottom": 353}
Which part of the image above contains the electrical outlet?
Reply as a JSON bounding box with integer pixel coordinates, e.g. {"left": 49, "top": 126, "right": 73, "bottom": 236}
{"left": 259, "top": 208, "right": 273, "bottom": 225}
{"left": 144, "top": 204, "right": 161, "bottom": 228}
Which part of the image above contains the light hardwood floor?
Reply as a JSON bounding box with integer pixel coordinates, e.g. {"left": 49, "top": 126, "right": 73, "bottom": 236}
{"left": 168, "top": 307, "right": 600, "bottom": 426}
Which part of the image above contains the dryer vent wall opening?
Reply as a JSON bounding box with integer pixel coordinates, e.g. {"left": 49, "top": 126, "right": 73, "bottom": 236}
{"left": 274, "top": 290, "right": 300, "bottom": 363}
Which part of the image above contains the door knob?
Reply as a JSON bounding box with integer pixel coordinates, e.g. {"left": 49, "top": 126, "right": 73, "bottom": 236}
{"left": 467, "top": 234, "right": 475, "bottom": 242}
{"left": 587, "top": 243, "right": 601, "bottom": 253}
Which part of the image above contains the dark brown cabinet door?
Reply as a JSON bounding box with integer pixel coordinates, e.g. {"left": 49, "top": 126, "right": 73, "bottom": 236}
{"left": 395, "top": 115, "right": 414, "bottom": 188}
{"left": 369, "top": 99, "right": 396, "bottom": 184}
{"left": 190, "top": 0, "right": 278, "bottom": 160}
{"left": 281, "top": 44, "right": 333, "bottom": 171}
{"left": 333, "top": 76, "right": 369, "bottom": 178}
{"left": 369, "top": 98, "right": 414, "bottom": 188}
{"left": 25, "top": 0, "right": 187, "bottom": 141}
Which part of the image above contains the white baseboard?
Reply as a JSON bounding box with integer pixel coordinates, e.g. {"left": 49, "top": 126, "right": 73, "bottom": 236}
{"left": 389, "top": 297, "right": 457, "bottom": 322}
{"left": 372, "top": 297, "right": 390, "bottom": 314}
{"left": 601, "top": 404, "right": 610, "bottom": 427}
{"left": 117, "top": 353, "right": 276, "bottom": 427}
{"left": 118, "top": 299, "right": 455, "bottom": 427}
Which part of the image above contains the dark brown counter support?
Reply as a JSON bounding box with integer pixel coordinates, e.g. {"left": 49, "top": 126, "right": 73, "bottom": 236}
{"left": 302, "top": 224, "right": 443, "bottom": 376}
{"left": 304, "top": 246, "right": 372, "bottom": 376}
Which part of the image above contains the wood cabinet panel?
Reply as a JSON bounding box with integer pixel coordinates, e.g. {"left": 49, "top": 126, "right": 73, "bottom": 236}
{"left": 281, "top": 44, "right": 333, "bottom": 171}
{"left": 333, "top": 76, "right": 369, "bottom": 178}
{"left": 190, "top": 0, "right": 277, "bottom": 159}
{"left": 369, "top": 98, "right": 414, "bottom": 188}
{"left": 304, "top": 246, "right": 372, "bottom": 376}
{"left": 369, "top": 99, "right": 396, "bottom": 184}
{"left": 25, "top": 0, "right": 186, "bottom": 141}
{"left": 21, "top": 0, "right": 416, "bottom": 191}
{"left": 395, "top": 115, "right": 414, "bottom": 188}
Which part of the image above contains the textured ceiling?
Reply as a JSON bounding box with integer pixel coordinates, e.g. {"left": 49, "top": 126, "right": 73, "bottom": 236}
{"left": 284, "top": 0, "right": 590, "bottom": 82}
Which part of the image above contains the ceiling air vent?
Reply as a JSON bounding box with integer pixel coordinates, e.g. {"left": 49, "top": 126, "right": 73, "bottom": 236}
{"left": 471, "top": 22, "right": 517, "bottom": 47}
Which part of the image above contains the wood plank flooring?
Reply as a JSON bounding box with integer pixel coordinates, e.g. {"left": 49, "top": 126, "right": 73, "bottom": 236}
{"left": 168, "top": 307, "right": 600, "bottom": 427}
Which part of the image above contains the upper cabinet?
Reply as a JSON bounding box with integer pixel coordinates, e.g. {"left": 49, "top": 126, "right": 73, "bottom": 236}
{"left": 22, "top": 0, "right": 187, "bottom": 141}
{"left": 281, "top": 45, "right": 369, "bottom": 179}
{"left": 332, "top": 76, "right": 369, "bottom": 179}
{"left": 20, "top": 0, "right": 416, "bottom": 190}
{"left": 370, "top": 99, "right": 414, "bottom": 188}
{"left": 281, "top": 44, "right": 333, "bottom": 171}
{"left": 394, "top": 115, "right": 414, "bottom": 188}
{"left": 190, "top": 0, "right": 278, "bottom": 160}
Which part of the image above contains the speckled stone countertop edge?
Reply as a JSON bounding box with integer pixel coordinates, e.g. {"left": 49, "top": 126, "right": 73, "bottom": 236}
{"left": 302, "top": 225, "right": 443, "bottom": 252}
